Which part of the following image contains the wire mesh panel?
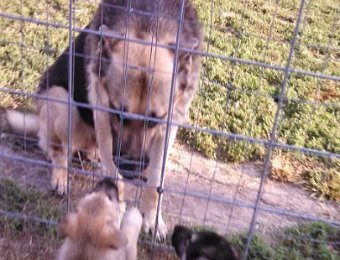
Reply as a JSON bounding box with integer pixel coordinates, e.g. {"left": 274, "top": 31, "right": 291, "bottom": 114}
{"left": 0, "top": 0, "right": 339, "bottom": 259}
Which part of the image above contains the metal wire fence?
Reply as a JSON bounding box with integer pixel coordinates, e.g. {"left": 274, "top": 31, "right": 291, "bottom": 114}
{"left": 0, "top": 0, "right": 339, "bottom": 259}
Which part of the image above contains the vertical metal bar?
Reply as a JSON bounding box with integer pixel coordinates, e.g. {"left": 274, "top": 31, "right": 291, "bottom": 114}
{"left": 202, "top": 160, "right": 218, "bottom": 224}
{"left": 115, "top": 0, "right": 132, "bottom": 184}
{"left": 225, "top": 163, "right": 246, "bottom": 233}
{"left": 19, "top": 0, "right": 29, "bottom": 187}
{"left": 178, "top": 0, "right": 215, "bottom": 225}
{"left": 66, "top": 0, "right": 74, "bottom": 212}
{"left": 136, "top": 2, "right": 160, "bottom": 206}
{"left": 241, "top": 0, "right": 306, "bottom": 258}
{"left": 151, "top": 0, "right": 187, "bottom": 249}
{"left": 226, "top": 0, "right": 248, "bottom": 105}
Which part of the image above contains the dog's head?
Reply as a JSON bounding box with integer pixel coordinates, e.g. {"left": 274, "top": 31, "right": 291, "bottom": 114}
{"left": 89, "top": 15, "right": 202, "bottom": 178}
{"left": 172, "top": 225, "right": 239, "bottom": 260}
{"left": 59, "top": 178, "right": 127, "bottom": 250}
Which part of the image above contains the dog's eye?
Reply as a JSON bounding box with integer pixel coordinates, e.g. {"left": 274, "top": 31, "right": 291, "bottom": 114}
{"left": 147, "top": 119, "right": 157, "bottom": 128}
{"left": 147, "top": 112, "right": 159, "bottom": 128}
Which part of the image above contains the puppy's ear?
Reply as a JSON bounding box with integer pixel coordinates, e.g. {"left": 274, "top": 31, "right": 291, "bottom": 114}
{"left": 94, "top": 177, "right": 119, "bottom": 202}
{"left": 59, "top": 213, "right": 78, "bottom": 239}
{"left": 172, "top": 225, "right": 192, "bottom": 258}
{"left": 102, "top": 221, "right": 128, "bottom": 249}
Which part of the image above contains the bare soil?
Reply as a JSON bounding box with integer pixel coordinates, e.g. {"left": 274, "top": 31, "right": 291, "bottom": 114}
{"left": 0, "top": 134, "right": 339, "bottom": 258}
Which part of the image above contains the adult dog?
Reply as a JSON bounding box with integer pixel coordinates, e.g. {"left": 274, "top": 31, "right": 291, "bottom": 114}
{"left": 6, "top": 0, "right": 202, "bottom": 239}
{"left": 57, "top": 178, "right": 142, "bottom": 260}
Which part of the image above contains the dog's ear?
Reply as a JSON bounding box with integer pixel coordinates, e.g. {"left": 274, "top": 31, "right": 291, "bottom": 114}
{"left": 98, "top": 24, "right": 122, "bottom": 51}
{"left": 102, "top": 220, "right": 128, "bottom": 249}
{"left": 168, "top": 38, "right": 200, "bottom": 85}
{"left": 59, "top": 213, "right": 78, "bottom": 239}
{"left": 180, "top": 37, "right": 199, "bottom": 67}
{"left": 95, "top": 24, "right": 123, "bottom": 77}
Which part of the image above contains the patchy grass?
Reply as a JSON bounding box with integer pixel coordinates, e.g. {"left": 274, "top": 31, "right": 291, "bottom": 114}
{"left": 141, "top": 222, "right": 340, "bottom": 260}
{"left": 0, "top": 179, "right": 62, "bottom": 259}
{"left": 304, "top": 167, "right": 340, "bottom": 202}
{"left": 0, "top": 179, "right": 62, "bottom": 233}
{"left": 0, "top": 0, "right": 339, "bottom": 200}
{"left": 181, "top": 0, "right": 339, "bottom": 163}
{"left": 269, "top": 152, "right": 340, "bottom": 201}
{"left": 276, "top": 222, "right": 340, "bottom": 260}
{"left": 0, "top": 179, "right": 339, "bottom": 259}
{"left": 229, "top": 222, "right": 340, "bottom": 260}
{"left": 0, "top": 178, "right": 176, "bottom": 259}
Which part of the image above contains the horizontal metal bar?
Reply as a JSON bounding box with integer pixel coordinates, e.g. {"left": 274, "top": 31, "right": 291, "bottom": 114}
{"left": 1, "top": 12, "right": 339, "bottom": 81}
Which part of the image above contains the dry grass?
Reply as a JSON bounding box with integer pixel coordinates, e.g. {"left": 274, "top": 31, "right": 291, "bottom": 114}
{"left": 269, "top": 152, "right": 304, "bottom": 183}
{"left": 269, "top": 153, "right": 340, "bottom": 201}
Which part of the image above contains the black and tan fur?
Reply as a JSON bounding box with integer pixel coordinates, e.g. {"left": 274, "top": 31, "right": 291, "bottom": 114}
{"left": 5, "top": 0, "right": 203, "bottom": 239}
{"left": 172, "top": 225, "right": 239, "bottom": 260}
{"left": 57, "top": 178, "right": 142, "bottom": 260}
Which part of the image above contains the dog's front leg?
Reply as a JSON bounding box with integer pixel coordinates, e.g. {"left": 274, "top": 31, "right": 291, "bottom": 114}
{"left": 141, "top": 125, "right": 178, "bottom": 241}
{"left": 94, "top": 109, "right": 125, "bottom": 200}
{"left": 89, "top": 74, "right": 124, "bottom": 200}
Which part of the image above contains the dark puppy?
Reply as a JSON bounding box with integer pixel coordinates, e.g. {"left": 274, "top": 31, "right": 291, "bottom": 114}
{"left": 172, "top": 225, "right": 239, "bottom": 260}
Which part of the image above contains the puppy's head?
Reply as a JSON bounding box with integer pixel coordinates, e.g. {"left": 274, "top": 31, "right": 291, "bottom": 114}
{"left": 172, "top": 225, "right": 193, "bottom": 259}
{"left": 172, "top": 225, "right": 239, "bottom": 260}
{"left": 59, "top": 178, "right": 127, "bottom": 250}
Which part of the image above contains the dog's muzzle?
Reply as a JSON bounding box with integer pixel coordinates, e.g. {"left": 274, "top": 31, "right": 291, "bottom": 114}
{"left": 114, "top": 156, "right": 149, "bottom": 181}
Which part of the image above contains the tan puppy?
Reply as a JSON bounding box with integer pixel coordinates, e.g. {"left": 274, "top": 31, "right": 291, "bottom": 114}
{"left": 57, "top": 178, "right": 142, "bottom": 260}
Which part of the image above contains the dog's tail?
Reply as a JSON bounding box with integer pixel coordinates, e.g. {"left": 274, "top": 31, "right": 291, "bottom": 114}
{"left": 5, "top": 109, "right": 39, "bottom": 136}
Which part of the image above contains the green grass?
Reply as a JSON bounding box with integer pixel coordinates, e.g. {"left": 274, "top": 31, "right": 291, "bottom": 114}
{"left": 0, "top": 179, "right": 62, "bottom": 236}
{"left": 305, "top": 166, "right": 340, "bottom": 201}
{"left": 229, "top": 221, "right": 340, "bottom": 259}
{"left": 183, "top": 0, "right": 339, "bottom": 162}
{"left": 269, "top": 152, "right": 340, "bottom": 202}
{"left": 0, "top": 0, "right": 339, "bottom": 200}
{"left": 165, "top": 222, "right": 340, "bottom": 260}
{"left": 0, "top": 179, "right": 62, "bottom": 259}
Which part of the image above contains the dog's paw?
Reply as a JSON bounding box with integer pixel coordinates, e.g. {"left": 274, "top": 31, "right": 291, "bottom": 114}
{"left": 51, "top": 171, "right": 68, "bottom": 195}
{"left": 143, "top": 210, "right": 167, "bottom": 242}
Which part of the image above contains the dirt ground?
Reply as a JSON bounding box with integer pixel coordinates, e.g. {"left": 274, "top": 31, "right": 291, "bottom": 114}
{"left": 0, "top": 133, "right": 339, "bottom": 258}
{"left": 1, "top": 133, "right": 339, "bottom": 230}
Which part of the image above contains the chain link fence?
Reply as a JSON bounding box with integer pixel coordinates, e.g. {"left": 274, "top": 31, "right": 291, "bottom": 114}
{"left": 0, "top": 0, "right": 339, "bottom": 259}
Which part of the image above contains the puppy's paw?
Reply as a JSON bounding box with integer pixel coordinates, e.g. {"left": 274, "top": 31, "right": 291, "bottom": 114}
{"left": 119, "top": 201, "right": 127, "bottom": 214}
{"left": 51, "top": 171, "right": 68, "bottom": 195}
{"left": 125, "top": 208, "right": 143, "bottom": 229}
{"left": 143, "top": 210, "right": 167, "bottom": 242}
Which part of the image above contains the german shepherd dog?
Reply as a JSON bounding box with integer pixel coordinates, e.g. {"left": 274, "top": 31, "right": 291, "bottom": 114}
{"left": 5, "top": 0, "right": 202, "bottom": 239}
{"left": 57, "top": 178, "right": 142, "bottom": 260}
{"left": 172, "top": 225, "right": 239, "bottom": 260}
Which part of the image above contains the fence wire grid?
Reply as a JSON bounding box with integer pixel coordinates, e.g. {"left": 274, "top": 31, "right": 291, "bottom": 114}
{"left": 0, "top": 0, "right": 339, "bottom": 259}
